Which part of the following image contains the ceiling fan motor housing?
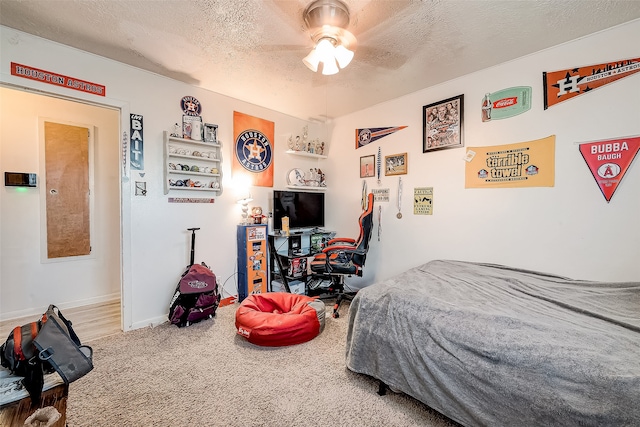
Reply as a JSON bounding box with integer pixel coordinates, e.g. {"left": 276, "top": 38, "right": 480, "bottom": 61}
{"left": 304, "top": 0, "right": 350, "bottom": 31}
{"left": 304, "top": 0, "right": 356, "bottom": 50}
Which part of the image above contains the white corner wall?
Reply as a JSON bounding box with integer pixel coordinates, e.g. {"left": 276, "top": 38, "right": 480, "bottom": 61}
{"left": 1, "top": 26, "right": 328, "bottom": 329}
{"left": 324, "top": 20, "right": 640, "bottom": 287}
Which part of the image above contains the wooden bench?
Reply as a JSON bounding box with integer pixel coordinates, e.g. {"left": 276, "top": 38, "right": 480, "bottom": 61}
{"left": 0, "top": 368, "right": 68, "bottom": 426}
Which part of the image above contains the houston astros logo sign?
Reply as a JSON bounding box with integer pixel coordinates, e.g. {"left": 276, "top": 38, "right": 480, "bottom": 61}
{"left": 235, "top": 129, "right": 273, "bottom": 172}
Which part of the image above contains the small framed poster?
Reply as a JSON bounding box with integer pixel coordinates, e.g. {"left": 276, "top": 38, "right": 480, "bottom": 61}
{"left": 385, "top": 152, "right": 407, "bottom": 176}
{"left": 360, "top": 155, "right": 375, "bottom": 178}
{"left": 204, "top": 123, "right": 218, "bottom": 143}
{"left": 182, "top": 115, "right": 203, "bottom": 140}
{"left": 423, "top": 94, "right": 464, "bottom": 152}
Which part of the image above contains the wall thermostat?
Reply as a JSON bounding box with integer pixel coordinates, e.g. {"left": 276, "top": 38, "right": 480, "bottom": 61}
{"left": 4, "top": 172, "right": 37, "bottom": 187}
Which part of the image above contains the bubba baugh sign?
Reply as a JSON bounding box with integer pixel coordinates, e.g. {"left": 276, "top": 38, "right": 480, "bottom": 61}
{"left": 579, "top": 136, "right": 640, "bottom": 202}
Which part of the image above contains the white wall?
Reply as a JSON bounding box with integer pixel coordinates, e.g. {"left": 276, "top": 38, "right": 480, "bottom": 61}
{"left": 325, "top": 20, "right": 640, "bottom": 288}
{"left": 1, "top": 20, "right": 638, "bottom": 330}
{"left": 0, "top": 88, "right": 121, "bottom": 319}
{"left": 1, "top": 27, "right": 328, "bottom": 329}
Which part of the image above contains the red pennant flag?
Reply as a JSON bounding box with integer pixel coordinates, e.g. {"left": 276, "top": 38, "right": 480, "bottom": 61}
{"left": 579, "top": 136, "right": 640, "bottom": 202}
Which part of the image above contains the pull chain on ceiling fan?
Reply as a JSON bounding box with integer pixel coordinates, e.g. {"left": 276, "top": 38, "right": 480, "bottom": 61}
{"left": 302, "top": 0, "right": 356, "bottom": 75}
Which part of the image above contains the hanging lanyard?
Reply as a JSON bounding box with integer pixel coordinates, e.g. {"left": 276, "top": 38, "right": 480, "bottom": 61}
{"left": 377, "top": 147, "right": 382, "bottom": 185}
{"left": 362, "top": 180, "right": 368, "bottom": 211}
{"left": 396, "top": 176, "right": 402, "bottom": 219}
{"left": 378, "top": 205, "right": 382, "bottom": 241}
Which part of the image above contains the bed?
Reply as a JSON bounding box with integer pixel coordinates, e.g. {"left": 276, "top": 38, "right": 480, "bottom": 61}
{"left": 346, "top": 260, "right": 640, "bottom": 426}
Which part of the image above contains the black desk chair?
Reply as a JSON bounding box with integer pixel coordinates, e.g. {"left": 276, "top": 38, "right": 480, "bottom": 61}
{"left": 308, "top": 193, "right": 374, "bottom": 318}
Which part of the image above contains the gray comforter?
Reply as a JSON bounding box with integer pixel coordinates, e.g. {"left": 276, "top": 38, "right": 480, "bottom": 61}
{"left": 346, "top": 260, "right": 640, "bottom": 427}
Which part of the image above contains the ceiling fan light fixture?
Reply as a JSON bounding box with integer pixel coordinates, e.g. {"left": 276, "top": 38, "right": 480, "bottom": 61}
{"left": 334, "top": 44, "right": 354, "bottom": 68}
{"left": 321, "top": 57, "right": 339, "bottom": 75}
{"left": 303, "top": 49, "right": 320, "bottom": 72}
{"left": 315, "top": 38, "right": 336, "bottom": 63}
{"left": 302, "top": 0, "right": 356, "bottom": 75}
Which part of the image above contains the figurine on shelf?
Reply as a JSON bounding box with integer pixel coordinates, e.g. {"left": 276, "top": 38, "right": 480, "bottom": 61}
{"left": 317, "top": 168, "right": 326, "bottom": 187}
{"left": 251, "top": 206, "right": 266, "bottom": 224}
{"left": 316, "top": 141, "right": 325, "bottom": 156}
{"left": 170, "top": 123, "right": 181, "bottom": 138}
{"left": 307, "top": 168, "right": 317, "bottom": 185}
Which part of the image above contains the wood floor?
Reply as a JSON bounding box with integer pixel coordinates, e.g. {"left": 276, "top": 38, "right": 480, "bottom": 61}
{"left": 0, "top": 300, "right": 121, "bottom": 343}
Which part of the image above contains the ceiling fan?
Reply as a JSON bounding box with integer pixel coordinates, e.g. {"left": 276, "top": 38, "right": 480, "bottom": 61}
{"left": 300, "top": 0, "right": 357, "bottom": 75}
{"left": 263, "top": 0, "right": 412, "bottom": 74}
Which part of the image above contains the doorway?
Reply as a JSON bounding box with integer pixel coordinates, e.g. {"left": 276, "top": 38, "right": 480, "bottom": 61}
{"left": 0, "top": 86, "right": 122, "bottom": 338}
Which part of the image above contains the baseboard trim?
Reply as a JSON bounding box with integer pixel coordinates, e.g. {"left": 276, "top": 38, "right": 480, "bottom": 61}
{"left": 0, "top": 293, "right": 120, "bottom": 322}
{"left": 129, "top": 315, "right": 168, "bottom": 331}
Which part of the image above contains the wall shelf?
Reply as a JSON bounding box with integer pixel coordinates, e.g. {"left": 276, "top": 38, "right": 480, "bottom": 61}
{"left": 163, "top": 131, "right": 223, "bottom": 195}
{"left": 286, "top": 185, "right": 327, "bottom": 191}
{"left": 285, "top": 150, "right": 327, "bottom": 159}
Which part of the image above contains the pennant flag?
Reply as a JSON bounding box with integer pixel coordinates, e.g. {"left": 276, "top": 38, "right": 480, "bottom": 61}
{"left": 579, "top": 136, "right": 640, "bottom": 202}
{"left": 543, "top": 57, "right": 640, "bottom": 109}
{"left": 233, "top": 111, "right": 274, "bottom": 187}
{"left": 356, "top": 126, "right": 407, "bottom": 149}
{"left": 465, "top": 135, "right": 555, "bottom": 189}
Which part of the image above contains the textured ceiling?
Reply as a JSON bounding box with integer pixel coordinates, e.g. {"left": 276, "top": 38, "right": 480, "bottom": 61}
{"left": 1, "top": 0, "right": 640, "bottom": 121}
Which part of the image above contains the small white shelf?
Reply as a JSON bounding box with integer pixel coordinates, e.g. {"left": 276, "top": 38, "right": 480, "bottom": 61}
{"left": 167, "top": 186, "right": 221, "bottom": 192}
{"left": 286, "top": 150, "right": 327, "bottom": 159}
{"left": 168, "top": 135, "right": 221, "bottom": 148}
{"left": 168, "top": 154, "right": 220, "bottom": 163}
{"left": 286, "top": 185, "right": 327, "bottom": 191}
{"left": 168, "top": 170, "right": 221, "bottom": 177}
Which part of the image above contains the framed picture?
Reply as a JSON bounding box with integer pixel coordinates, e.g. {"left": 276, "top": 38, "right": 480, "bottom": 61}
{"left": 385, "top": 152, "right": 408, "bottom": 176}
{"left": 360, "top": 155, "right": 375, "bottom": 178}
{"left": 423, "top": 94, "right": 464, "bottom": 152}
{"left": 182, "top": 115, "right": 203, "bottom": 140}
{"left": 204, "top": 123, "right": 218, "bottom": 143}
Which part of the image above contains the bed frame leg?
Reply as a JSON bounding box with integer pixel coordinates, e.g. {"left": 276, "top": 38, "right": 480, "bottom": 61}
{"left": 377, "top": 380, "right": 387, "bottom": 396}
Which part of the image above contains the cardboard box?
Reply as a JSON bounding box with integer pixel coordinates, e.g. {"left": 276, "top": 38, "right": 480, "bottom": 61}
{"left": 287, "top": 257, "right": 307, "bottom": 278}
{"left": 271, "top": 280, "right": 305, "bottom": 295}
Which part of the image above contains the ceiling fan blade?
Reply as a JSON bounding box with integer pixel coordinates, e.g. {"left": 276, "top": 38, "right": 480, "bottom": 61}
{"left": 347, "top": 0, "right": 414, "bottom": 37}
{"left": 256, "top": 44, "right": 311, "bottom": 52}
{"left": 353, "top": 45, "right": 409, "bottom": 70}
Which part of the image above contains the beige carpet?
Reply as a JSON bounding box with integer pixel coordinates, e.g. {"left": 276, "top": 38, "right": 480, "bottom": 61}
{"left": 67, "top": 302, "right": 458, "bottom": 426}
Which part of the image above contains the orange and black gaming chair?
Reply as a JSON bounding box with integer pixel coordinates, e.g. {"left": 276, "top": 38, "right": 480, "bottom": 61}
{"left": 308, "top": 193, "right": 374, "bottom": 318}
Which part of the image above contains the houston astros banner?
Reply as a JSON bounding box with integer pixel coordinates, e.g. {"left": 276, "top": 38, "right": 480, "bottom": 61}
{"left": 356, "top": 126, "right": 407, "bottom": 149}
{"left": 543, "top": 57, "right": 640, "bottom": 109}
{"left": 233, "top": 111, "right": 274, "bottom": 187}
{"left": 465, "top": 135, "right": 555, "bottom": 189}
{"left": 579, "top": 135, "right": 640, "bottom": 202}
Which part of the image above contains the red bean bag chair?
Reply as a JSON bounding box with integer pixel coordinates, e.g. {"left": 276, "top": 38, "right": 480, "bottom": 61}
{"left": 235, "top": 293, "right": 325, "bottom": 347}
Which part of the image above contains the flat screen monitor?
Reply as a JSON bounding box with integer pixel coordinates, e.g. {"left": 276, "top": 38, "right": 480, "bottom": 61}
{"left": 273, "top": 190, "right": 325, "bottom": 231}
